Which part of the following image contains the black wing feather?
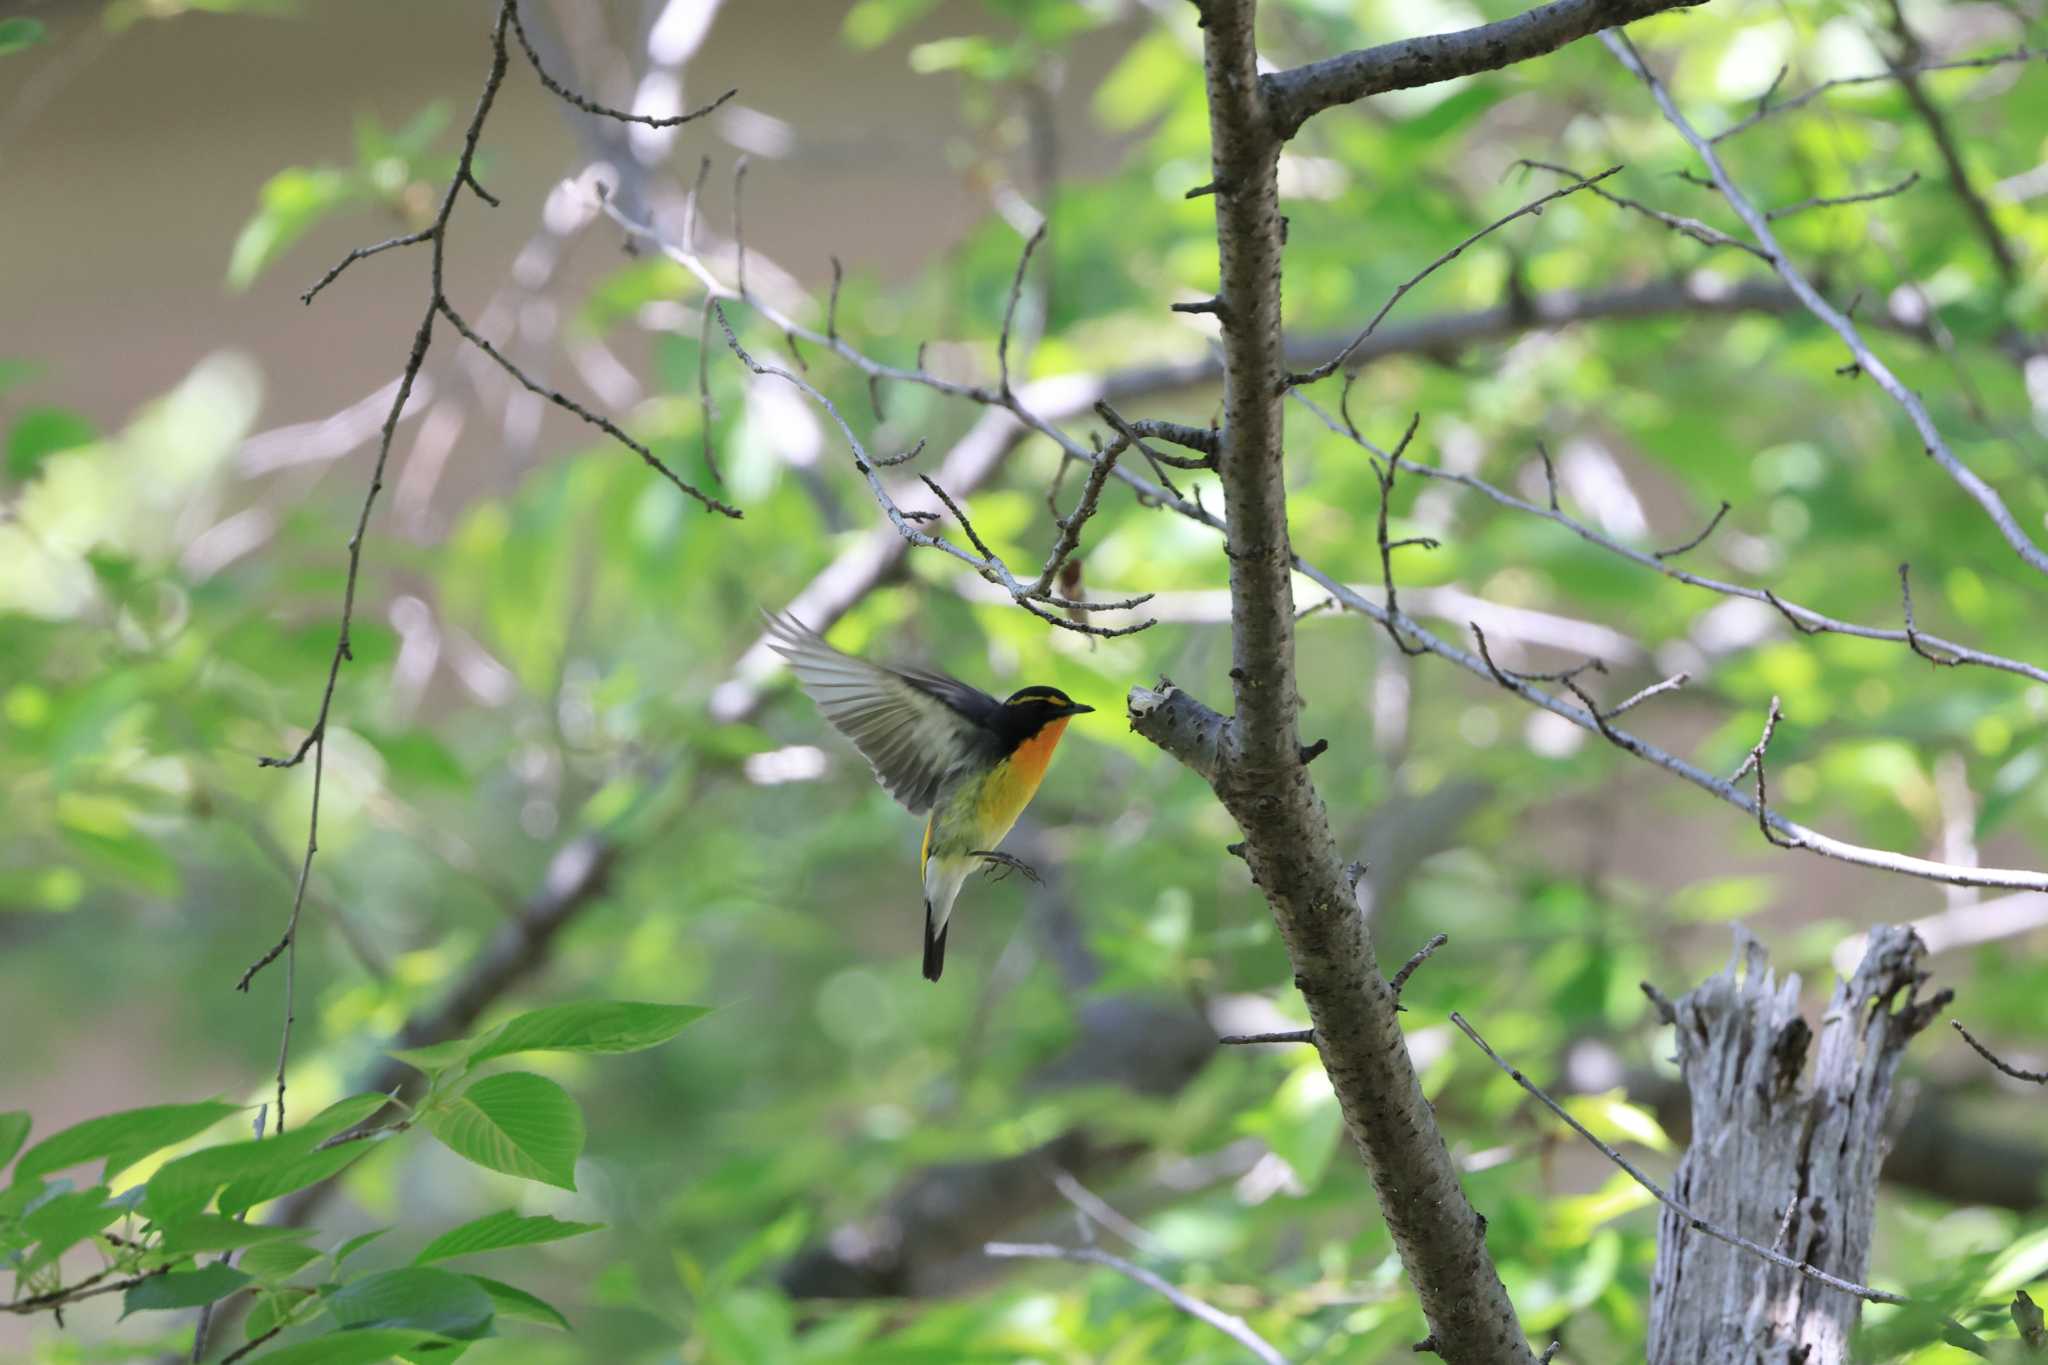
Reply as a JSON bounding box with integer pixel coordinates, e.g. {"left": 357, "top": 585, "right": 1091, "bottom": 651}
{"left": 762, "top": 612, "right": 998, "bottom": 814}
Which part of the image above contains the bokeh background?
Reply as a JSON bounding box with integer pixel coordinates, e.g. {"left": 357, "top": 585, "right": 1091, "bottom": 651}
{"left": 4, "top": 0, "right": 2047, "bottom": 1359}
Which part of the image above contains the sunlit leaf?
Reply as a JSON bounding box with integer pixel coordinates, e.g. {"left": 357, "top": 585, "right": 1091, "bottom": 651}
{"left": 424, "top": 1073, "right": 583, "bottom": 1191}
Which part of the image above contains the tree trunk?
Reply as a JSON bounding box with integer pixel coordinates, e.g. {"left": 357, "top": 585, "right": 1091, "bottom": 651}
{"left": 1647, "top": 925, "right": 1949, "bottom": 1363}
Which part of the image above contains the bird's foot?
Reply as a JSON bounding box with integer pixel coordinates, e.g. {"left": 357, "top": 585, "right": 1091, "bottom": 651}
{"left": 970, "top": 850, "right": 1042, "bottom": 885}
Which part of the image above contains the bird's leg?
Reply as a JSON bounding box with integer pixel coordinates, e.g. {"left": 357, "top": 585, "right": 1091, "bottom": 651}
{"left": 970, "top": 850, "right": 1042, "bottom": 884}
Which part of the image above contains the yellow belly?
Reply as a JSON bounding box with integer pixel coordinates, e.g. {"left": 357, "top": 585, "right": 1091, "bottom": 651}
{"left": 976, "top": 716, "right": 1070, "bottom": 839}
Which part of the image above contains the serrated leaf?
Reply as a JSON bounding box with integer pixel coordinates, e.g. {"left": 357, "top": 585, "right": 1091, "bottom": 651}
{"left": 158, "top": 1214, "right": 307, "bottom": 1255}
{"left": 324, "top": 1266, "right": 495, "bottom": 1339}
{"left": 122, "top": 1262, "right": 252, "bottom": 1315}
{"left": 19, "top": 1185, "right": 119, "bottom": 1273}
{"left": 333, "top": 1227, "right": 390, "bottom": 1264}
{"left": 0, "top": 1112, "right": 28, "bottom": 1171}
{"left": 248, "top": 1327, "right": 450, "bottom": 1365}
{"left": 246, "top": 1285, "right": 320, "bottom": 1340}
{"left": 463, "top": 1274, "right": 570, "bottom": 1330}
{"left": 414, "top": 1209, "right": 601, "bottom": 1264}
{"left": 467, "top": 1001, "right": 709, "bottom": 1064}
{"left": 218, "top": 1145, "right": 367, "bottom": 1216}
{"left": 424, "top": 1073, "right": 582, "bottom": 1191}
{"left": 239, "top": 1238, "right": 324, "bottom": 1281}
{"left": 149, "top": 1095, "right": 384, "bottom": 1221}
{"left": 389, "top": 1037, "right": 478, "bottom": 1076}
{"left": 13, "top": 1100, "right": 240, "bottom": 1184}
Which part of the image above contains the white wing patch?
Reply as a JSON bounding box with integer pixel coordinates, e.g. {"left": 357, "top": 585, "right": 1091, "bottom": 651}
{"left": 763, "top": 613, "right": 993, "bottom": 814}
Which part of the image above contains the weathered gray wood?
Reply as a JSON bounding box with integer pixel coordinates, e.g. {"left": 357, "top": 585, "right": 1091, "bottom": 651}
{"left": 1648, "top": 925, "right": 1949, "bottom": 1363}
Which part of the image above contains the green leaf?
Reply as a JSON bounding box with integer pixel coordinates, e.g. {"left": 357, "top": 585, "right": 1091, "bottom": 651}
{"left": 0, "top": 1112, "right": 28, "bottom": 1171}
{"left": 158, "top": 1213, "right": 308, "bottom": 1255}
{"left": 333, "top": 1227, "right": 391, "bottom": 1264}
{"left": 19, "top": 1185, "right": 119, "bottom": 1272}
{"left": 149, "top": 1094, "right": 384, "bottom": 1221}
{"left": 842, "top": 0, "right": 940, "bottom": 49}
{"left": 414, "top": 1209, "right": 601, "bottom": 1264}
{"left": 248, "top": 1328, "right": 451, "bottom": 1365}
{"left": 463, "top": 1274, "right": 569, "bottom": 1330}
{"left": 246, "top": 1285, "right": 320, "bottom": 1341}
{"left": 219, "top": 1145, "right": 367, "bottom": 1216}
{"left": 239, "top": 1238, "right": 324, "bottom": 1281}
{"left": 6, "top": 407, "right": 96, "bottom": 480}
{"left": 467, "top": 1001, "right": 710, "bottom": 1064}
{"left": 226, "top": 166, "right": 356, "bottom": 291}
{"left": 387, "top": 1038, "right": 477, "bottom": 1076}
{"left": 13, "top": 1100, "right": 240, "bottom": 1184}
{"left": 324, "top": 1266, "right": 495, "bottom": 1340}
{"left": 424, "top": 1073, "right": 583, "bottom": 1191}
{"left": 0, "top": 17, "right": 47, "bottom": 56}
{"left": 122, "top": 1263, "right": 253, "bottom": 1315}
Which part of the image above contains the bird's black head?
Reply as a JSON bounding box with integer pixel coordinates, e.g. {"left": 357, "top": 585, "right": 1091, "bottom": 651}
{"left": 994, "top": 685, "right": 1093, "bottom": 744}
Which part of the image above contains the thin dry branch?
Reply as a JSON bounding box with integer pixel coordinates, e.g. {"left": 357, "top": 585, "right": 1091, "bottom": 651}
{"left": 984, "top": 1242, "right": 1289, "bottom": 1365}
{"left": 1710, "top": 46, "right": 2041, "bottom": 143}
{"left": 1288, "top": 166, "right": 1621, "bottom": 387}
{"left": 1105, "top": 457, "right": 2048, "bottom": 893}
{"left": 1953, "top": 1020, "right": 2048, "bottom": 1084}
{"left": 1765, "top": 170, "right": 1921, "bottom": 221}
{"left": 712, "top": 304, "right": 1154, "bottom": 637}
{"left": 1288, "top": 395, "right": 2048, "bottom": 688}
{"left": 1604, "top": 29, "right": 2048, "bottom": 580}
{"left": 507, "top": 1, "right": 734, "bottom": 128}
{"left": 1515, "top": 158, "right": 1767, "bottom": 258}
{"left": 242, "top": 0, "right": 733, "bottom": 1137}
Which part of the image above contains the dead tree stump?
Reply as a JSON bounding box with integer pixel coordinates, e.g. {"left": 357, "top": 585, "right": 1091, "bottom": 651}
{"left": 1647, "top": 925, "right": 1949, "bottom": 1364}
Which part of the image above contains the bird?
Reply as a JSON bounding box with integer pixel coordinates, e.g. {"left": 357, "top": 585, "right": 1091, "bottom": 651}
{"left": 763, "top": 611, "right": 1093, "bottom": 981}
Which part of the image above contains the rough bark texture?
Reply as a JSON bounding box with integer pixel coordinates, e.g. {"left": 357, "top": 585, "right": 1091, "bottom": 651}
{"left": 1648, "top": 926, "right": 1949, "bottom": 1364}
{"left": 1263, "top": 0, "right": 1703, "bottom": 134}
{"left": 1117, "top": 3, "right": 1541, "bottom": 1358}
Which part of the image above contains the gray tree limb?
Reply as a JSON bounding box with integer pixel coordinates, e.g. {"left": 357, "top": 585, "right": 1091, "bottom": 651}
{"left": 1126, "top": 6, "right": 1534, "bottom": 1357}
{"left": 1264, "top": 0, "right": 1705, "bottom": 135}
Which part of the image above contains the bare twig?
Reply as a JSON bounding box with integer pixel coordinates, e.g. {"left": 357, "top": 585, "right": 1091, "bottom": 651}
{"left": 1110, "top": 450, "right": 2048, "bottom": 891}
{"left": 1219, "top": 1029, "right": 1318, "bottom": 1046}
{"left": 998, "top": 222, "right": 1049, "bottom": 396}
{"left": 1290, "top": 395, "right": 2048, "bottom": 688}
{"left": 1290, "top": 167, "right": 1622, "bottom": 387}
{"left": 1373, "top": 414, "right": 1431, "bottom": 657}
{"left": 1389, "top": 933, "right": 1449, "bottom": 998}
{"left": 713, "top": 303, "right": 1152, "bottom": 637}
{"left": 1516, "top": 159, "right": 1767, "bottom": 259}
{"left": 244, "top": 0, "right": 734, "bottom": 1136}
{"left": 1765, "top": 171, "right": 1921, "bottom": 221}
{"left": 1953, "top": 1021, "right": 2048, "bottom": 1084}
{"left": 984, "top": 1242, "right": 1289, "bottom": 1365}
{"left": 1710, "top": 46, "right": 2041, "bottom": 143}
{"left": 1652, "top": 500, "right": 1730, "bottom": 560}
{"left": 1605, "top": 29, "right": 2048, "bottom": 580}
{"left": 507, "top": 1, "right": 735, "bottom": 129}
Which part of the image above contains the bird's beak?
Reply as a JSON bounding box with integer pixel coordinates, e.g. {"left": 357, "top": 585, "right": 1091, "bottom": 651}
{"left": 1064, "top": 702, "right": 1095, "bottom": 716}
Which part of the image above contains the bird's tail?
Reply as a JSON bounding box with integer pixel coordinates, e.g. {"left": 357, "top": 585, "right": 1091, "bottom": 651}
{"left": 922, "top": 898, "right": 949, "bottom": 982}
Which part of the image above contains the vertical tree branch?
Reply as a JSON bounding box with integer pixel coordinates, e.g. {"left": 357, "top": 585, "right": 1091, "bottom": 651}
{"left": 1126, "top": 4, "right": 1533, "bottom": 1359}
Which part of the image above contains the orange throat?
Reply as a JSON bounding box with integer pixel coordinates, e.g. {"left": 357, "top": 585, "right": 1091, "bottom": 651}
{"left": 977, "top": 715, "right": 1072, "bottom": 836}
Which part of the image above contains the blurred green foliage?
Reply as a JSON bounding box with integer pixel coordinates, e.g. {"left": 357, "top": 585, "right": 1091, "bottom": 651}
{"left": 3, "top": 0, "right": 2046, "bottom": 1360}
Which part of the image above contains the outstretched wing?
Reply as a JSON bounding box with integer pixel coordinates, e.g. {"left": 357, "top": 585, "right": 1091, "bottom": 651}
{"left": 763, "top": 612, "right": 999, "bottom": 814}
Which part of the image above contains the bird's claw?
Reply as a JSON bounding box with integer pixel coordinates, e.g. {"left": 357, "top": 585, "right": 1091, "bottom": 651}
{"left": 970, "top": 850, "right": 1042, "bottom": 884}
